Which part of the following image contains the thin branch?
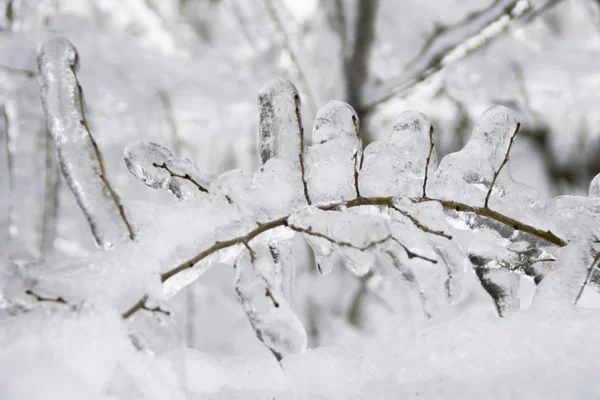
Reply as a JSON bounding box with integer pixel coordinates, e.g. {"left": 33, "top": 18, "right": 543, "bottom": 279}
{"left": 121, "top": 295, "right": 170, "bottom": 319}
{"left": 287, "top": 224, "right": 392, "bottom": 252}
{"left": 295, "top": 94, "right": 311, "bottom": 205}
{"left": 25, "top": 289, "right": 68, "bottom": 305}
{"left": 263, "top": 0, "right": 317, "bottom": 115}
{"left": 485, "top": 122, "right": 521, "bottom": 208}
{"left": 124, "top": 193, "right": 565, "bottom": 319}
{"left": 509, "top": 257, "right": 555, "bottom": 272}
{"left": 413, "top": 197, "right": 567, "bottom": 247}
{"left": 390, "top": 237, "right": 438, "bottom": 263}
{"left": 422, "top": 125, "right": 435, "bottom": 198}
{"left": 152, "top": 162, "right": 209, "bottom": 193}
{"left": 265, "top": 287, "right": 280, "bottom": 308}
{"left": 575, "top": 251, "right": 600, "bottom": 305}
{"left": 352, "top": 114, "right": 362, "bottom": 198}
{"left": 389, "top": 202, "right": 452, "bottom": 239}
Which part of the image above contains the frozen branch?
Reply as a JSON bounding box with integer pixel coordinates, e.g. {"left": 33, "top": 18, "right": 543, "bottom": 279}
{"left": 422, "top": 125, "right": 435, "bottom": 199}
{"left": 413, "top": 197, "right": 567, "bottom": 247}
{"left": 575, "top": 251, "right": 600, "bottom": 305}
{"left": 37, "top": 37, "right": 135, "bottom": 248}
{"left": 485, "top": 122, "right": 521, "bottom": 208}
{"left": 389, "top": 202, "right": 452, "bottom": 239}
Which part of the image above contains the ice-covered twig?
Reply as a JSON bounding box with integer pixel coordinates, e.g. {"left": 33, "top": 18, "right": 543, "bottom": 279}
{"left": 25, "top": 289, "right": 68, "bottom": 305}
{"left": 389, "top": 202, "right": 452, "bottom": 239}
{"left": 296, "top": 94, "right": 311, "bottom": 205}
{"left": 125, "top": 141, "right": 210, "bottom": 200}
{"left": 37, "top": 37, "right": 135, "bottom": 248}
{"left": 390, "top": 237, "right": 438, "bottom": 264}
{"left": 352, "top": 114, "right": 363, "bottom": 198}
{"left": 484, "top": 122, "right": 521, "bottom": 208}
{"left": 121, "top": 295, "right": 170, "bottom": 319}
{"left": 509, "top": 257, "right": 555, "bottom": 272}
{"left": 422, "top": 125, "right": 435, "bottom": 199}
{"left": 575, "top": 251, "right": 600, "bottom": 305}
{"left": 413, "top": 197, "right": 567, "bottom": 247}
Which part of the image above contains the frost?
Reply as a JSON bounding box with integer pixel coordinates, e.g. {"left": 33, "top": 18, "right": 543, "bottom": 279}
{"left": 124, "top": 141, "right": 211, "bottom": 200}
{"left": 360, "top": 110, "right": 436, "bottom": 198}
{"left": 37, "top": 36, "right": 134, "bottom": 248}
{"left": 305, "top": 101, "right": 361, "bottom": 204}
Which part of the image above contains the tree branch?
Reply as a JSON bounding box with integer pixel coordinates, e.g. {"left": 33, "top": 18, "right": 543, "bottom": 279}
{"left": 121, "top": 295, "right": 170, "bottom": 319}
{"left": 295, "top": 94, "right": 312, "bottom": 205}
{"left": 25, "top": 289, "right": 68, "bottom": 305}
{"left": 575, "top": 251, "right": 600, "bottom": 305}
{"left": 485, "top": 122, "right": 521, "bottom": 208}
{"left": 422, "top": 125, "right": 435, "bottom": 199}
{"left": 152, "top": 162, "right": 209, "bottom": 193}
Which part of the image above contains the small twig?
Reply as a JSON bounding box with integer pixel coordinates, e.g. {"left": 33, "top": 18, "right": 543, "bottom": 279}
{"left": 390, "top": 237, "right": 438, "bottom": 263}
{"left": 422, "top": 125, "right": 435, "bottom": 199}
{"left": 575, "top": 251, "right": 600, "bottom": 305}
{"left": 484, "top": 122, "right": 521, "bottom": 208}
{"left": 265, "top": 287, "right": 280, "bottom": 308}
{"left": 121, "top": 295, "right": 170, "bottom": 319}
{"left": 152, "top": 162, "right": 209, "bottom": 193}
{"left": 25, "top": 289, "right": 68, "bottom": 305}
{"left": 352, "top": 115, "right": 362, "bottom": 198}
{"left": 509, "top": 257, "right": 555, "bottom": 272}
{"left": 295, "top": 94, "right": 311, "bottom": 205}
{"left": 287, "top": 223, "right": 391, "bottom": 252}
{"left": 389, "top": 202, "right": 452, "bottom": 239}
{"left": 243, "top": 241, "right": 257, "bottom": 262}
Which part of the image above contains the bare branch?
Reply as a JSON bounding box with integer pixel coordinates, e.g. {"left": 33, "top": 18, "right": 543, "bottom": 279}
{"left": 422, "top": 125, "right": 435, "bottom": 199}
{"left": 296, "top": 94, "right": 312, "bottom": 205}
{"left": 485, "top": 122, "right": 521, "bottom": 208}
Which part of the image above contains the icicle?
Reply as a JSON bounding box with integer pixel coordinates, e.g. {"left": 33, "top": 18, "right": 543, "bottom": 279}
{"left": 234, "top": 246, "right": 307, "bottom": 360}
{"left": 0, "top": 105, "right": 10, "bottom": 261}
{"left": 258, "top": 77, "right": 304, "bottom": 166}
{"left": 360, "top": 110, "right": 437, "bottom": 198}
{"left": 124, "top": 141, "right": 210, "bottom": 200}
{"left": 303, "top": 234, "right": 335, "bottom": 275}
{"left": 37, "top": 36, "right": 134, "bottom": 249}
{"left": 305, "top": 101, "right": 362, "bottom": 204}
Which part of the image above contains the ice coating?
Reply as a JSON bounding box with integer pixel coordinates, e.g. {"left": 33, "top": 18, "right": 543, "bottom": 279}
{"left": 37, "top": 36, "right": 134, "bottom": 248}
{"left": 211, "top": 158, "right": 305, "bottom": 222}
{"left": 234, "top": 247, "right": 307, "bottom": 360}
{"left": 589, "top": 173, "right": 600, "bottom": 197}
{"left": 360, "top": 110, "right": 437, "bottom": 198}
{"left": 268, "top": 240, "right": 296, "bottom": 307}
{"left": 431, "top": 106, "right": 533, "bottom": 207}
{"left": 305, "top": 101, "right": 362, "bottom": 204}
{"left": 124, "top": 141, "right": 210, "bottom": 200}
{"left": 289, "top": 207, "right": 391, "bottom": 277}
{"left": 258, "top": 78, "right": 303, "bottom": 165}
